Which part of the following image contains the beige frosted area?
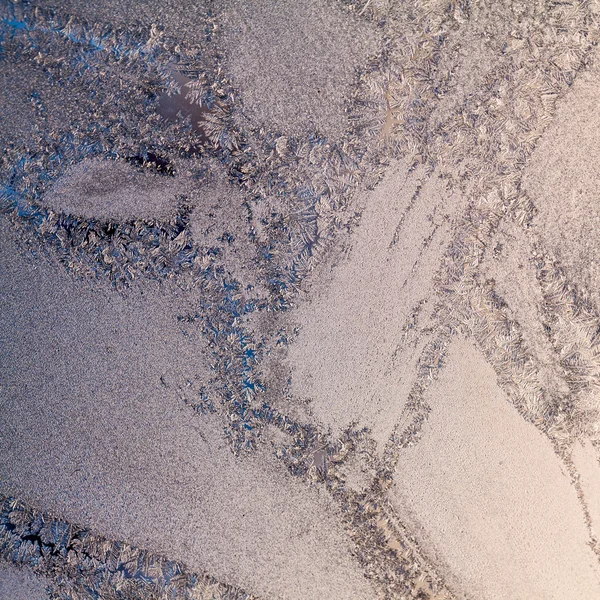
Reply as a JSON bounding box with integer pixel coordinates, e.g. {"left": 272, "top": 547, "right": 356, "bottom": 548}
{"left": 0, "top": 562, "right": 49, "bottom": 600}
{"left": 0, "top": 224, "right": 374, "bottom": 600}
{"left": 573, "top": 441, "right": 600, "bottom": 538}
{"left": 41, "top": 157, "right": 185, "bottom": 221}
{"left": 391, "top": 338, "right": 600, "bottom": 600}
{"left": 287, "top": 161, "right": 463, "bottom": 448}
{"left": 523, "top": 60, "right": 600, "bottom": 305}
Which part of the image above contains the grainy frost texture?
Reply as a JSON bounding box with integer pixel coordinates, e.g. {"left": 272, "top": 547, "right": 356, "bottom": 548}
{"left": 2, "top": 0, "right": 600, "bottom": 599}
{"left": 0, "top": 561, "right": 49, "bottom": 600}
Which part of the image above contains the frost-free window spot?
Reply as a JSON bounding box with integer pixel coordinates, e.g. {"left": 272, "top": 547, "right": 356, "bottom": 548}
{"left": 157, "top": 70, "right": 213, "bottom": 146}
